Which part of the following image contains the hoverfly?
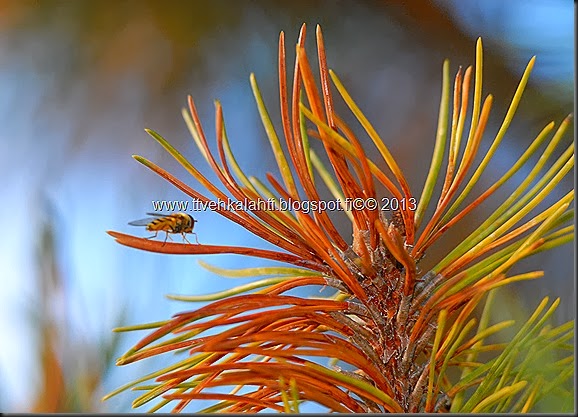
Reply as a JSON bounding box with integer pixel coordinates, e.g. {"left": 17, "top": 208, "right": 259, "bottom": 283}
{"left": 129, "top": 212, "right": 198, "bottom": 244}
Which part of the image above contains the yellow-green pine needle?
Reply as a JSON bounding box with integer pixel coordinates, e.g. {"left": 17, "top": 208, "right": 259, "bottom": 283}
{"left": 309, "top": 148, "right": 354, "bottom": 222}
{"left": 165, "top": 277, "right": 293, "bottom": 302}
{"left": 279, "top": 377, "right": 292, "bottom": 413}
{"left": 299, "top": 94, "right": 315, "bottom": 183}
{"left": 140, "top": 131, "right": 229, "bottom": 202}
{"left": 470, "top": 381, "right": 528, "bottom": 413}
{"left": 329, "top": 69, "right": 410, "bottom": 198}
{"left": 290, "top": 378, "right": 301, "bottom": 413}
{"left": 197, "top": 260, "right": 319, "bottom": 277}
{"left": 113, "top": 320, "right": 171, "bottom": 332}
{"left": 435, "top": 318, "right": 477, "bottom": 401}
{"left": 442, "top": 55, "right": 537, "bottom": 222}
{"left": 521, "top": 379, "right": 542, "bottom": 412}
{"left": 304, "top": 362, "right": 403, "bottom": 413}
{"left": 299, "top": 104, "right": 402, "bottom": 199}
{"left": 464, "top": 298, "right": 558, "bottom": 409}
{"left": 217, "top": 106, "right": 260, "bottom": 194}
{"left": 469, "top": 38, "right": 484, "bottom": 147}
{"left": 440, "top": 120, "right": 555, "bottom": 227}
{"left": 416, "top": 59, "right": 450, "bottom": 227}
{"left": 250, "top": 73, "right": 297, "bottom": 195}
{"left": 181, "top": 107, "right": 210, "bottom": 163}
{"left": 426, "top": 309, "right": 447, "bottom": 410}
{"left": 103, "top": 355, "right": 206, "bottom": 401}
{"left": 247, "top": 175, "right": 299, "bottom": 225}
{"left": 467, "top": 121, "right": 571, "bottom": 238}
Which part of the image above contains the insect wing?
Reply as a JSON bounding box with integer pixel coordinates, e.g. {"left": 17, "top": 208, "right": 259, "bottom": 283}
{"left": 145, "top": 212, "right": 170, "bottom": 217}
{"left": 128, "top": 212, "right": 171, "bottom": 226}
{"left": 128, "top": 217, "right": 158, "bottom": 226}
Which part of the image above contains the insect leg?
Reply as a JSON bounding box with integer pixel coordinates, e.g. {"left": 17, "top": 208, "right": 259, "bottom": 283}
{"left": 146, "top": 232, "right": 158, "bottom": 240}
{"left": 162, "top": 231, "right": 170, "bottom": 247}
{"left": 181, "top": 233, "right": 191, "bottom": 244}
{"left": 192, "top": 232, "right": 199, "bottom": 244}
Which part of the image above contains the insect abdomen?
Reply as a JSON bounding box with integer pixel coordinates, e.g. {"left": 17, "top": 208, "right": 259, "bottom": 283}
{"left": 147, "top": 218, "right": 177, "bottom": 232}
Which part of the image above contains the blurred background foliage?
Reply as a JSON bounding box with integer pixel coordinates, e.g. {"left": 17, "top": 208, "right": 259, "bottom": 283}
{"left": 0, "top": 0, "right": 573, "bottom": 412}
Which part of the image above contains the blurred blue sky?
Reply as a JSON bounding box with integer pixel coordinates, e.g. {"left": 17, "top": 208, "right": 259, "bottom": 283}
{"left": 441, "top": 0, "right": 573, "bottom": 85}
{"left": 0, "top": 0, "right": 573, "bottom": 412}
